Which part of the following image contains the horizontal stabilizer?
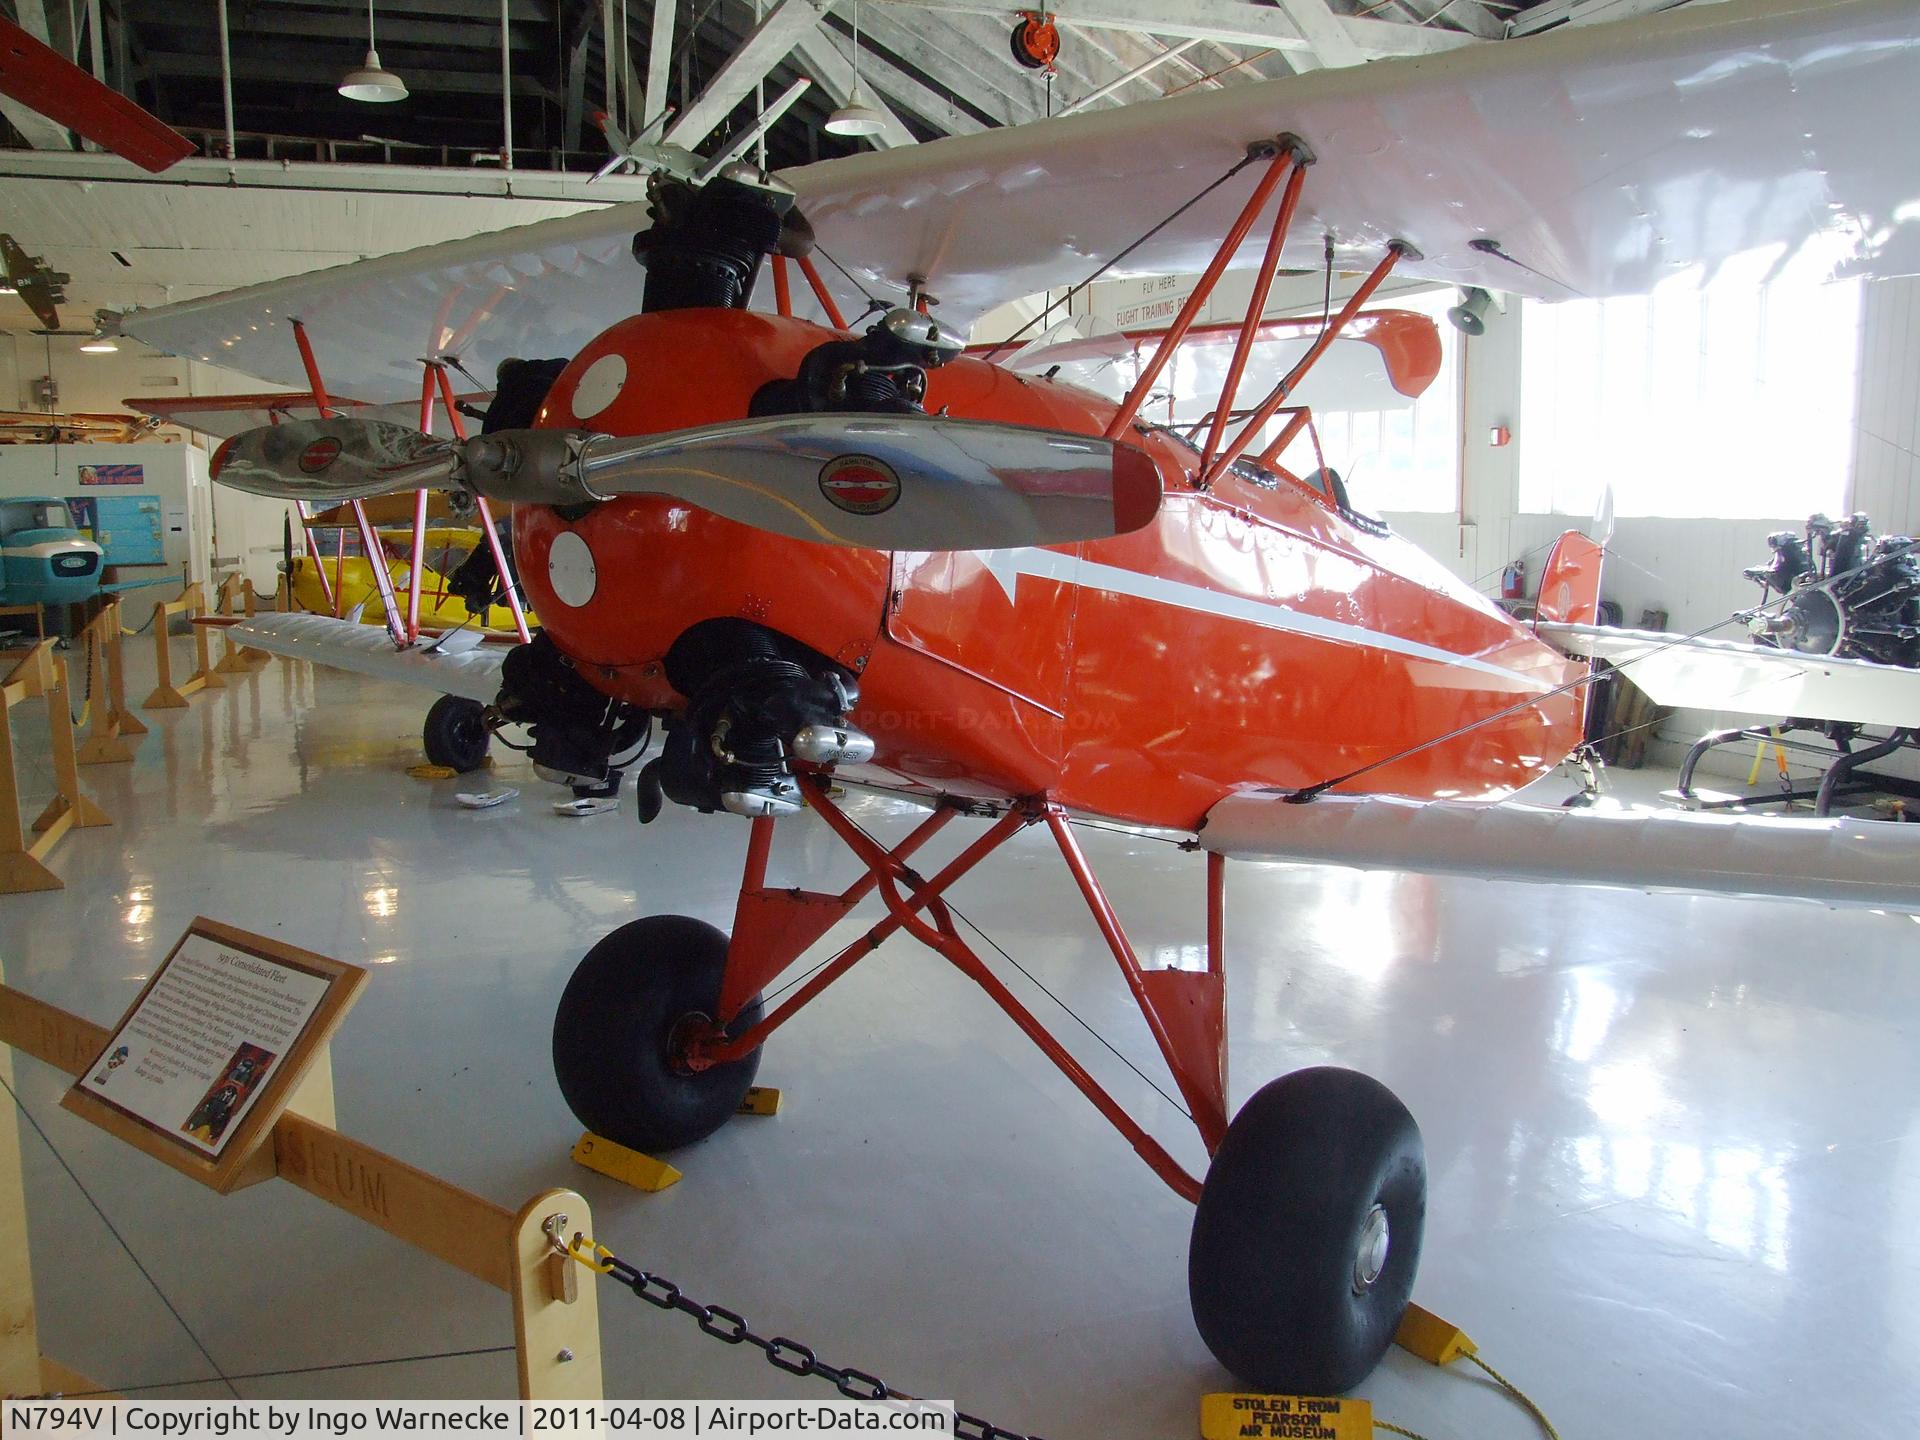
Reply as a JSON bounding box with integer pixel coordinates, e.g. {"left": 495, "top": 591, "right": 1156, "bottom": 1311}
{"left": 1538, "top": 621, "right": 1920, "bottom": 728}
{"left": 1202, "top": 791, "right": 1920, "bottom": 910}
{"left": 228, "top": 613, "right": 507, "bottom": 703}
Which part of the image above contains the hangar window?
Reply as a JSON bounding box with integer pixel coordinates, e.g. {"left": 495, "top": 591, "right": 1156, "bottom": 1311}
{"left": 1518, "top": 270, "right": 1863, "bottom": 518}
{"left": 1268, "top": 289, "right": 1460, "bottom": 515}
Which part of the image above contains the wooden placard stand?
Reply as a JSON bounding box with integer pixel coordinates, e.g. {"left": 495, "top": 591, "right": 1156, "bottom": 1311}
{"left": 142, "top": 583, "right": 225, "bottom": 710}
{"left": 0, "top": 639, "right": 111, "bottom": 894}
{"left": 0, "top": 935, "right": 602, "bottom": 1399}
{"left": 64, "top": 918, "right": 367, "bottom": 1194}
{"left": 74, "top": 599, "right": 147, "bottom": 767}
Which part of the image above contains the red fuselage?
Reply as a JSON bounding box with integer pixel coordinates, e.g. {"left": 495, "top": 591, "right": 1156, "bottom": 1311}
{"left": 511, "top": 308, "right": 1582, "bottom": 831}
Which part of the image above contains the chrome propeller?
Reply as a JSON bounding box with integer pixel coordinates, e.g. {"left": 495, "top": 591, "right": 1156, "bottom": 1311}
{"left": 212, "top": 415, "right": 1162, "bottom": 552}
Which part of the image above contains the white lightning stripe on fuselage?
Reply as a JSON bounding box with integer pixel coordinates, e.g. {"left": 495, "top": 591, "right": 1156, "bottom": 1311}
{"left": 978, "top": 547, "right": 1553, "bottom": 693}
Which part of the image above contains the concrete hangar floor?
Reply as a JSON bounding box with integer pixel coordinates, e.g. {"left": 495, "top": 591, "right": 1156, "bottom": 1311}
{"left": 1, "top": 649, "right": 1916, "bottom": 1438}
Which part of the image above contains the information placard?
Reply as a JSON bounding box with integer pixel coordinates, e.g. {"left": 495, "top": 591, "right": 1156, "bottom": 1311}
{"left": 63, "top": 918, "right": 363, "bottom": 1190}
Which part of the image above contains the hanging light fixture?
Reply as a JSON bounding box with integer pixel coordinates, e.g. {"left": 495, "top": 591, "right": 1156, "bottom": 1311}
{"left": 825, "top": 0, "right": 884, "bottom": 137}
{"left": 79, "top": 338, "right": 119, "bottom": 353}
{"left": 339, "top": 0, "right": 408, "bottom": 103}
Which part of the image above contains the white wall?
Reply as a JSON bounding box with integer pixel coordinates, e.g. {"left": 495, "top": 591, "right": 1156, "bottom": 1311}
{"left": 1851, "top": 276, "right": 1920, "bottom": 536}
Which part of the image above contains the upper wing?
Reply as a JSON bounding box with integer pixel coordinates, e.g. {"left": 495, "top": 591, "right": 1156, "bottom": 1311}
{"left": 1539, "top": 620, "right": 1920, "bottom": 727}
{"left": 1203, "top": 791, "right": 1920, "bottom": 910}
{"left": 120, "top": 0, "right": 1920, "bottom": 403}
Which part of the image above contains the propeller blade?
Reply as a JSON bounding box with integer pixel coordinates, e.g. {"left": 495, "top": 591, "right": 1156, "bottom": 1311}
{"left": 211, "top": 419, "right": 459, "bottom": 502}
{"left": 500, "top": 415, "right": 1164, "bottom": 551}
{"left": 213, "top": 414, "right": 1164, "bottom": 552}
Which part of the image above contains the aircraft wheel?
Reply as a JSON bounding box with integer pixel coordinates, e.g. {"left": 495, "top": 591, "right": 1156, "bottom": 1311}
{"left": 1188, "top": 1067, "right": 1425, "bottom": 1395}
{"left": 423, "top": 695, "right": 491, "bottom": 772}
{"left": 552, "top": 915, "right": 764, "bottom": 1152}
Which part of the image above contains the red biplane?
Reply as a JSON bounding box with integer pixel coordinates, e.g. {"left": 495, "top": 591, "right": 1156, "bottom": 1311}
{"left": 112, "top": 0, "right": 1920, "bottom": 1399}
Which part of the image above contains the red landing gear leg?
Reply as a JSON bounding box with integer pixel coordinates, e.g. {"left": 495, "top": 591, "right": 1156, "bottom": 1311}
{"left": 685, "top": 777, "right": 1218, "bottom": 1202}
{"left": 547, "top": 779, "right": 1426, "bottom": 1397}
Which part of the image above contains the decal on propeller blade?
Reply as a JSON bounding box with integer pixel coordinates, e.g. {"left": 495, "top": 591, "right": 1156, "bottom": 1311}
{"left": 299, "top": 437, "right": 343, "bottom": 473}
{"left": 818, "top": 455, "right": 900, "bottom": 516}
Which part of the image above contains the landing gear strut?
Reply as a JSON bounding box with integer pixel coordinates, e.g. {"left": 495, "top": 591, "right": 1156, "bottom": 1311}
{"left": 550, "top": 776, "right": 1425, "bottom": 1392}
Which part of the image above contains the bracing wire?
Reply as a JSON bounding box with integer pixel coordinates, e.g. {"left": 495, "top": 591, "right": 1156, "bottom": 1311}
{"left": 979, "top": 151, "right": 1264, "bottom": 364}
{"left": 818, "top": 809, "right": 1194, "bottom": 1121}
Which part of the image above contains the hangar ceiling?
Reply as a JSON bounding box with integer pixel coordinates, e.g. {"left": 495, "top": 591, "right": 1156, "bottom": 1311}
{"left": 0, "top": 0, "right": 1700, "bottom": 333}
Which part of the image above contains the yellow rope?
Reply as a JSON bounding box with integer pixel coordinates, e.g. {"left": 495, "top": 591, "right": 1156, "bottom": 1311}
{"left": 1376, "top": 1423, "right": 1432, "bottom": 1440}
{"left": 1467, "top": 1354, "right": 1561, "bottom": 1440}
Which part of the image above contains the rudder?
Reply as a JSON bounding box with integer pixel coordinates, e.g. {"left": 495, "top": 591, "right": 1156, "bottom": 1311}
{"left": 1534, "top": 530, "right": 1605, "bottom": 625}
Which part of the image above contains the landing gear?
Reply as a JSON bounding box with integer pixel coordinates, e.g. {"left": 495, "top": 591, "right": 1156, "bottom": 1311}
{"left": 551, "top": 915, "right": 766, "bottom": 1152}
{"left": 588, "top": 776, "right": 1426, "bottom": 1396}
{"left": 423, "top": 694, "right": 491, "bottom": 772}
{"left": 1189, "top": 1068, "right": 1426, "bottom": 1394}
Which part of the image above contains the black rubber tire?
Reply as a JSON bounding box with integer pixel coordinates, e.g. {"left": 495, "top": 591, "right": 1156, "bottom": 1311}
{"left": 1188, "top": 1067, "right": 1426, "bottom": 1395}
{"left": 551, "top": 916, "right": 764, "bottom": 1152}
{"left": 423, "top": 694, "right": 491, "bottom": 772}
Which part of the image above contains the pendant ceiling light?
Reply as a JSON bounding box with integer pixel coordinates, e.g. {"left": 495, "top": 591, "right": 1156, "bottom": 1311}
{"left": 825, "top": 0, "right": 885, "bottom": 137}
{"left": 339, "top": 0, "right": 408, "bottom": 103}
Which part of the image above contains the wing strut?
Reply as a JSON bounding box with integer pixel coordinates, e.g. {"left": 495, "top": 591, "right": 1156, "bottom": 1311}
{"left": 409, "top": 363, "right": 440, "bottom": 639}
{"left": 1207, "top": 241, "right": 1410, "bottom": 485}
{"left": 291, "top": 318, "right": 407, "bottom": 648}
{"left": 434, "top": 361, "right": 532, "bottom": 645}
{"left": 1201, "top": 151, "right": 1312, "bottom": 469}
{"left": 1105, "top": 138, "right": 1306, "bottom": 440}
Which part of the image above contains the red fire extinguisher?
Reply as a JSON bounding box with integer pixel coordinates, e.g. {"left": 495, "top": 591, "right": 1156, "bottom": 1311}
{"left": 1501, "top": 559, "right": 1526, "bottom": 601}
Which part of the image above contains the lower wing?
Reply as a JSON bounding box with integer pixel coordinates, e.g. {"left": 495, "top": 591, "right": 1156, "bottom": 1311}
{"left": 1203, "top": 791, "right": 1920, "bottom": 911}
{"left": 1537, "top": 620, "right": 1920, "bottom": 728}
{"left": 228, "top": 613, "right": 505, "bottom": 703}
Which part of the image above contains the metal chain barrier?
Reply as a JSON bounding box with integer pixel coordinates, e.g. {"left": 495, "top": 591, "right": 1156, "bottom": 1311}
{"left": 563, "top": 1234, "right": 1047, "bottom": 1440}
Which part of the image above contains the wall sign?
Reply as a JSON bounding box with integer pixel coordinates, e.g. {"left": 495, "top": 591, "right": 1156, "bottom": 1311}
{"left": 76, "top": 463, "right": 144, "bottom": 487}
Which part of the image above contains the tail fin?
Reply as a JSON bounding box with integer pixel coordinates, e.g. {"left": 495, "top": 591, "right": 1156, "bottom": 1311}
{"left": 1535, "top": 529, "right": 1608, "bottom": 752}
{"left": 1534, "top": 530, "right": 1606, "bottom": 626}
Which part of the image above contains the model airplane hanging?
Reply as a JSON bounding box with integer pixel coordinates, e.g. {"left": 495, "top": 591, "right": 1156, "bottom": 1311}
{"left": 0, "top": 232, "right": 69, "bottom": 332}
{"left": 113, "top": 0, "right": 1920, "bottom": 1403}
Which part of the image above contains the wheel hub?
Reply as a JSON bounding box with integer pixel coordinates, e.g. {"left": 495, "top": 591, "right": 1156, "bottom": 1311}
{"left": 1352, "top": 1204, "right": 1390, "bottom": 1294}
{"left": 667, "top": 1011, "right": 717, "bottom": 1074}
